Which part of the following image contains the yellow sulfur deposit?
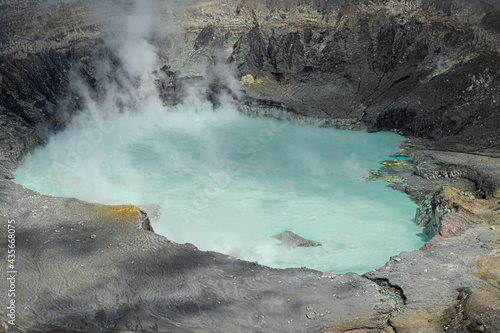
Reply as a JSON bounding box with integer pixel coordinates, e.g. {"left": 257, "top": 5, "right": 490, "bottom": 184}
{"left": 90, "top": 205, "right": 140, "bottom": 223}
{"left": 241, "top": 74, "right": 255, "bottom": 86}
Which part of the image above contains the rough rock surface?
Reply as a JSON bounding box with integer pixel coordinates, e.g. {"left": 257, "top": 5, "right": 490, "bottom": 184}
{"left": 271, "top": 230, "right": 322, "bottom": 248}
{"left": 0, "top": 181, "right": 401, "bottom": 332}
{"left": 365, "top": 226, "right": 498, "bottom": 333}
{"left": 0, "top": 0, "right": 98, "bottom": 179}
{"left": 0, "top": 0, "right": 500, "bottom": 332}
{"left": 226, "top": 0, "right": 500, "bottom": 154}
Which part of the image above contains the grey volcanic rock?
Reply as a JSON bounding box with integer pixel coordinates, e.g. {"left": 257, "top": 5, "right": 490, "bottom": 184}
{"left": 0, "top": 0, "right": 500, "bottom": 332}
{"left": 0, "top": 0, "right": 98, "bottom": 179}
{"left": 364, "top": 227, "right": 493, "bottom": 332}
{"left": 228, "top": 0, "right": 500, "bottom": 153}
{"left": 0, "top": 181, "right": 397, "bottom": 332}
{"left": 0, "top": 48, "right": 91, "bottom": 177}
{"left": 0, "top": 1, "right": 98, "bottom": 58}
{"left": 271, "top": 230, "right": 322, "bottom": 248}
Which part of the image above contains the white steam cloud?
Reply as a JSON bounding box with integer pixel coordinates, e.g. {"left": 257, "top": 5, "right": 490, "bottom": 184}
{"left": 64, "top": 0, "right": 242, "bottom": 122}
{"left": 42, "top": 0, "right": 245, "bottom": 205}
{"left": 80, "top": 1, "right": 171, "bottom": 113}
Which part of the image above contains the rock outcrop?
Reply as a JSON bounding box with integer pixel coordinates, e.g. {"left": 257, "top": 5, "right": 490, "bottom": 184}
{"left": 271, "top": 230, "right": 322, "bottom": 248}
{"left": 365, "top": 225, "right": 499, "bottom": 333}
{"left": 225, "top": 0, "right": 500, "bottom": 155}
{"left": 0, "top": 0, "right": 98, "bottom": 179}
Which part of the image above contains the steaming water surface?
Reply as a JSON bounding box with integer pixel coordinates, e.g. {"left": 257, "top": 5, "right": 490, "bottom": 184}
{"left": 15, "top": 101, "right": 426, "bottom": 274}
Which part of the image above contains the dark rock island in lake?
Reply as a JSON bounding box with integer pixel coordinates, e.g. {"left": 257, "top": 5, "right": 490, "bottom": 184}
{"left": 1, "top": 0, "right": 500, "bottom": 332}
{"left": 271, "top": 231, "right": 322, "bottom": 248}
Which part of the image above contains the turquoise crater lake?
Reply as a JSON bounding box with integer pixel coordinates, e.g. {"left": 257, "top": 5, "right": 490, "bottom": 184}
{"left": 15, "top": 101, "right": 426, "bottom": 274}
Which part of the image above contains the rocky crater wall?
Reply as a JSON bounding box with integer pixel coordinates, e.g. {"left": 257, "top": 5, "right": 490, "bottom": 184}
{"left": 2, "top": 0, "right": 500, "bottom": 175}
{"left": 0, "top": 0, "right": 99, "bottom": 179}
{"left": 225, "top": 0, "right": 500, "bottom": 154}
{"left": 1, "top": 0, "right": 500, "bottom": 332}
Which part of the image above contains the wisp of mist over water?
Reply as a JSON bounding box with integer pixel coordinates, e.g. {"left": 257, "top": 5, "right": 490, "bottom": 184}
{"left": 15, "top": 97, "right": 426, "bottom": 274}
{"left": 14, "top": 0, "right": 425, "bottom": 274}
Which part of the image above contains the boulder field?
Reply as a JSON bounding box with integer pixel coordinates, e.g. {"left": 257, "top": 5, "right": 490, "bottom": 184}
{"left": 1, "top": 0, "right": 500, "bottom": 332}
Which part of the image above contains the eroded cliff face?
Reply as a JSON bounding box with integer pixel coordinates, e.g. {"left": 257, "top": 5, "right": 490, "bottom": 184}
{"left": 184, "top": 0, "right": 500, "bottom": 154}
{"left": 0, "top": 0, "right": 98, "bottom": 178}
{"left": 1, "top": 0, "right": 500, "bottom": 176}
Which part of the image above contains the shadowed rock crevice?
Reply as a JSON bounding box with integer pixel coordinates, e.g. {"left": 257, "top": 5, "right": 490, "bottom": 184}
{"left": 365, "top": 276, "right": 407, "bottom": 305}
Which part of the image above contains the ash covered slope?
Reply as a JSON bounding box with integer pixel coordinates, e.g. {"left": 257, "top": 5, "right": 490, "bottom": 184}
{"left": 0, "top": 181, "right": 400, "bottom": 332}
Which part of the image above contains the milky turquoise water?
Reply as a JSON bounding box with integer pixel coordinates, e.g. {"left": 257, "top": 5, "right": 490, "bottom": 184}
{"left": 14, "top": 101, "right": 426, "bottom": 274}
